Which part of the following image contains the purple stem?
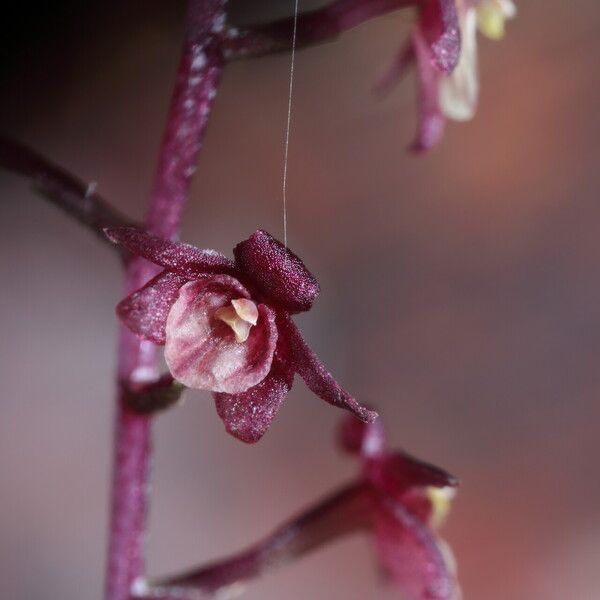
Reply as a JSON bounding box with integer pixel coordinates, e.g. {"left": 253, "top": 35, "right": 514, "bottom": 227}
{"left": 222, "top": 0, "right": 413, "bottom": 59}
{"left": 0, "top": 135, "right": 137, "bottom": 242}
{"left": 105, "top": 2, "right": 226, "bottom": 600}
{"left": 136, "top": 482, "right": 374, "bottom": 599}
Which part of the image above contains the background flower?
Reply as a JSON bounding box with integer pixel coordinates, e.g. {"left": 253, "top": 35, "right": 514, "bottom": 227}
{"left": 379, "top": 0, "right": 516, "bottom": 150}
{"left": 339, "top": 416, "right": 461, "bottom": 599}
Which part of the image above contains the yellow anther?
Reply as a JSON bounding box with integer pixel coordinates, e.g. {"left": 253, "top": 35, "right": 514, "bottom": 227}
{"left": 426, "top": 486, "right": 456, "bottom": 529}
{"left": 215, "top": 298, "right": 258, "bottom": 343}
{"left": 476, "top": 0, "right": 516, "bottom": 40}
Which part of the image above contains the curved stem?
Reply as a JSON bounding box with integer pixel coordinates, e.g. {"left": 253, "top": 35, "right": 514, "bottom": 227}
{"left": 105, "top": 3, "right": 226, "bottom": 600}
{"left": 222, "top": 0, "right": 413, "bottom": 60}
{"left": 0, "top": 135, "right": 137, "bottom": 243}
{"left": 135, "top": 482, "right": 373, "bottom": 599}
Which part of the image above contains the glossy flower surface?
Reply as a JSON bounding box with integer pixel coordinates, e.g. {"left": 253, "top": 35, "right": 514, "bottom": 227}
{"left": 106, "top": 227, "right": 377, "bottom": 442}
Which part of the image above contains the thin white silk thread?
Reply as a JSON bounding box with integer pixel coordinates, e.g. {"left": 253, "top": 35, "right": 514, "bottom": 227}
{"left": 282, "top": 0, "right": 299, "bottom": 252}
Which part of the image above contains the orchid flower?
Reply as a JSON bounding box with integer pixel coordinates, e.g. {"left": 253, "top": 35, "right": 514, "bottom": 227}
{"left": 105, "top": 227, "right": 377, "bottom": 443}
{"left": 338, "top": 416, "right": 461, "bottom": 599}
{"left": 219, "top": 0, "right": 514, "bottom": 152}
{"left": 379, "top": 0, "right": 516, "bottom": 151}
{"left": 150, "top": 415, "right": 460, "bottom": 600}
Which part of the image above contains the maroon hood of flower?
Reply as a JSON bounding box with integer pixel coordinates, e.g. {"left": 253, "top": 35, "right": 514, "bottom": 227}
{"left": 106, "top": 227, "right": 377, "bottom": 443}
{"left": 234, "top": 229, "right": 320, "bottom": 313}
{"left": 339, "top": 415, "right": 458, "bottom": 497}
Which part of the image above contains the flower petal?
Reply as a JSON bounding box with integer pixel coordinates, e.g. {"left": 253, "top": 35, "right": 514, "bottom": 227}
{"left": 165, "top": 276, "right": 277, "bottom": 394}
{"left": 214, "top": 359, "right": 294, "bottom": 443}
{"left": 117, "top": 270, "right": 188, "bottom": 344}
{"left": 233, "top": 230, "right": 320, "bottom": 313}
{"left": 421, "top": 0, "right": 461, "bottom": 74}
{"left": 105, "top": 227, "right": 235, "bottom": 277}
{"left": 373, "top": 498, "right": 460, "bottom": 600}
{"left": 374, "top": 42, "right": 415, "bottom": 97}
{"left": 411, "top": 30, "right": 446, "bottom": 152}
{"left": 277, "top": 312, "right": 378, "bottom": 423}
{"left": 439, "top": 6, "right": 479, "bottom": 121}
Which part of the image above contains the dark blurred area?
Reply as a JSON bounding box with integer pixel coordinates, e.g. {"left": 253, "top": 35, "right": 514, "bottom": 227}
{"left": 1, "top": 1, "right": 599, "bottom": 599}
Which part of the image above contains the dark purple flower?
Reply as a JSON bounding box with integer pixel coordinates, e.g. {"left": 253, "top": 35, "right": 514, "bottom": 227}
{"left": 379, "top": 0, "right": 516, "bottom": 151}
{"left": 106, "top": 227, "right": 377, "bottom": 442}
{"left": 339, "top": 415, "right": 461, "bottom": 599}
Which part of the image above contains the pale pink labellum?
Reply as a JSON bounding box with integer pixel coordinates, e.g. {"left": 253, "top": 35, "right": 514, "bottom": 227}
{"left": 165, "top": 275, "right": 278, "bottom": 394}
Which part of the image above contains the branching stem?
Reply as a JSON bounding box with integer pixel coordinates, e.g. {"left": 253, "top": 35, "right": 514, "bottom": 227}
{"left": 0, "top": 135, "right": 137, "bottom": 243}
{"left": 133, "top": 482, "right": 374, "bottom": 599}
{"left": 1, "top": 3, "right": 431, "bottom": 599}
{"left": 222, "top": 0, "right": 413, "bottom": 59}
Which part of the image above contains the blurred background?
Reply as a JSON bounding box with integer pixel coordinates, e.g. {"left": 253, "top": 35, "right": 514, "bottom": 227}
{"left": 1, "top": 1, "right": 599, "bottom": 598}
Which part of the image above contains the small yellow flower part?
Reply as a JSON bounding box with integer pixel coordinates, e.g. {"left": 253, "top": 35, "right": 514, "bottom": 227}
{"left": 426, "top": 486, "right": 456, "bottom": 529}
{"left": 476, "top": 0, "right": 517, "bottom": 40}
{"left": 215, "top": 298, "right": 259, "bottom": 343}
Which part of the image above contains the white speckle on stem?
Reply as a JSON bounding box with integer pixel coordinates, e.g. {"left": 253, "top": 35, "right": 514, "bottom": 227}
{"left": 85, "top": 181, "right": 97, "bottom": 198}
{"left": 130, "top": 578, "right": 150, "bottom": 597}
{"left": 191, "top": 50, "right": 206, "bottom": 70}
{"left": 216, "top": 583, "right": 246, "bottom": 599}
{"left": 212, "top": 14, "right": 226, "bottom": 34}
{"left": 130, "top": 366, "right": 156, "bottom": 384}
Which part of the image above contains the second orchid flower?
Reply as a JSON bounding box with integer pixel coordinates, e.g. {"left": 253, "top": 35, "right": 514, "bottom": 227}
{"left": 378, "top": 0, "right": 516, "bottom": 151}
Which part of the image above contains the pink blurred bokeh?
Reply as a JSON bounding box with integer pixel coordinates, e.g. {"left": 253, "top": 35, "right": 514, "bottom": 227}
{"left": 1, "top": 1, "right": 599, "bottom": 598}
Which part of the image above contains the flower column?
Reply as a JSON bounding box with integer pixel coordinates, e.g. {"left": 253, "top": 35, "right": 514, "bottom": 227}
{"left": 105, "top": 2, "right": 226, "bottom": 600}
